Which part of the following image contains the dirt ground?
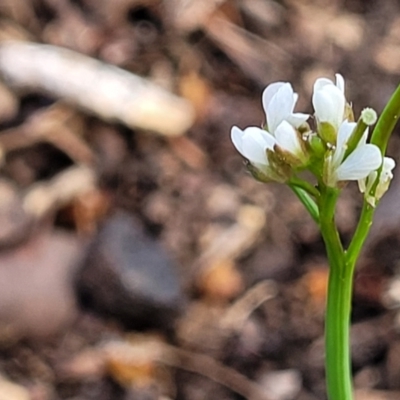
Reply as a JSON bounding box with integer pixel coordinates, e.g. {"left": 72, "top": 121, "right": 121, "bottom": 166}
{"left": 1, "top": 1, "right": 400, "bottom": 399}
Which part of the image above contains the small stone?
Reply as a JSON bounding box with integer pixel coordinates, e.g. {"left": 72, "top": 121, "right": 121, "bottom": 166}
{"left": 78, "top": 210, "right": 184, "bottom": 329}
{"left": 0, "top": 231, "right": 82, "bottom": 339}
{"left": 257, "top": 369, "right": 302, "bottom": 400}
{"left": 383, "top": 276, "right": 400, "bottom": 308}
{"left": 354, "top": 366, "right": 381, "bottom": 389}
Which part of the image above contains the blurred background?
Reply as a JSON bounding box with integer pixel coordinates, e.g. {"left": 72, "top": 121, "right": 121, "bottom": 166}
{"left": 0, "top": 0, "right": 400, "bottom": 399}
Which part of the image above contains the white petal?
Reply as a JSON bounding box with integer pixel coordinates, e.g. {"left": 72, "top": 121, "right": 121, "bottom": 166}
{"left": 274, "top": 120, "right": 302, "bottom": 155}
{"left": 379, "top": 157, "right": 396, "bottom": 184}
{"left": 242, "top": 131, "right": 275, "bottom": 165}
{"left": 383, "top": 157, "right": 396, "bottom": 174}
{"left": 231, "top": 126, "right": 245, "bottom": 155}
{"left": 313, "top": 84, "right": 345, "bottom": 130}
{"left": 232, "top": 126, "right": 276, "bottom": 166}
{"left": 336, "top": 120, "right": 356, "bottom": 149}
{"left": 336, "top": 144, "right": 382, "bottom": 181}
{"left": 262, "top": 82, "right": 285, "bottom": 112}
{"left": 266, "top": 83, "right": 296, "bottom": 133}
{"left": 253, "top": 129, "right": 276, "bottom": 150}
{"left": 241, "top": 136, "right": 269, "bottom": 165}
{"left": 331, "top": 120, "right": 355, "bottom": 168}
{"left": 359, "top": 128, "right": 369, "bottom": 145}
{"left": 287, "top": 112, "right": 310, "bottom": 128}
{"left": 313, "top": 77, "right": 334, "bottom": 92}
{"left": 335, "top": 74, "right": 345, "bottom": 93}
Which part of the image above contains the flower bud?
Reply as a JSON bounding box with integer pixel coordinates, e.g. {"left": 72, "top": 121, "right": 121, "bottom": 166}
{"left": 308, "top": 133, "right": 326, "bottom": 158}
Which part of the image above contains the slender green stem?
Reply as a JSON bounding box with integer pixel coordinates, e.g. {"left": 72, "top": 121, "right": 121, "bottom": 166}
{"left": 289, "top": 184, "right": 319, "bottom": 224}
{"left": 319, "top": 186, "right": 344, "bottom": 267}
{"left": 289, "top": 176, "right": 320, "bottom": 198}
{"left": 318, "top": 185, "right": 354, "bottom": 400}
{"left": 325, "top": 256, "right": 355, "bottom": 400}
{"left": 344, "top": 118, "right": 368, "bottom": 159}
{"left": 346, "top": 202, "right": 374, "bottom": 266}
{"left": 371, "top": 83, "right": 400, "bottom": 155}
{"left": 346, "top": 82, "right": 400, "bottom": 268}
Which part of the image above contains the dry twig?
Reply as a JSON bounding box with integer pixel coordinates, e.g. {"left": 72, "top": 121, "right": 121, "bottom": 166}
{"left": 220, "top": 280, "right": 278, "bottom": 333}
{"left": 0, "top": 41, "right": 195, "bottom": 136}
{"left": 23, "top": 165, "right": 96, "bottom": 218}
{"left": 0, "top": 103, "right": 94, "bottom": 164}
{"left": 103, "top": 337, "right": 272, "bottom": 400}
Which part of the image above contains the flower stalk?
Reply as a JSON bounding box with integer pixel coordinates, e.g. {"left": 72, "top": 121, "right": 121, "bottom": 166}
{"left": 325, "top": 254, "right": 355, "bottom": 400}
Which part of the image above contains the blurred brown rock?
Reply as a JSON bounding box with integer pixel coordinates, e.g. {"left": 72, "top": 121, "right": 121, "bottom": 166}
{"left": 0, "top": 231, "right": 83, "bottom": 340}
{"left": 351, "top": 317, "right": 392, "bottom": 368}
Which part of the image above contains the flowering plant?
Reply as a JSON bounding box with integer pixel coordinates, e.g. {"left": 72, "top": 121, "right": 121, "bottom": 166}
{"left": 231, "top": 74, "right": 399, "bottom": 400}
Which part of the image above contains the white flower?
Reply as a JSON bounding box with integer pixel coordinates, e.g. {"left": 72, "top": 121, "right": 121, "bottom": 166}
{"left": 231, "top": 122, "right": 309, "bottom": 182}
{"left": 358, "top": 157, "right": 396, "bottom": 207}
{"left": 324, "top": 120, "right": 382, "bottom": 187}
{"left": 231, "top": 81, "right": 311, "bottom": 182}
{"left": 231, "top": 126, "right": 274, "bottom": 167}
{"left": 313, "top": 74, "right": 346, "bottom": 140}
{"left": 262, "top": 82, "right": 309, "bottom": 133}
{"left": 231, "top": 126, "right": 280, "bottom": 180}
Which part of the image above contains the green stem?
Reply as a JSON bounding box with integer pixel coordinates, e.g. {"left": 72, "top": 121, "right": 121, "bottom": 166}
{"left": 371, "top": 83, "right": 400, "bottom": 155}
{"left": 325, "top": 256, "right": 355, "bottom": 400}
{"left": 344, "top": 118, "right": 368, "bottom": 160}
{"left": 289, "top": 176, "right": 320, "bottom": 198}
{"left": 319, "top": 186, "right": 344, "bottom": 267}
{"left": 289, "top": 184, "right": 320, "bottom": 224}
{"left": 346, "top": 83, "right": 400, "bottom": 266}
{"left": 346, "top": 202, "right": 374, "bottom": 266}
{"left": 318, "top": 185, "right": 353, "bottom": 400}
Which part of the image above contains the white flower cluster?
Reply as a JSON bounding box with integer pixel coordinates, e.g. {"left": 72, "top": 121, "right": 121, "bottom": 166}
{"left": 231, "top": 74, "right": 395, "bottom": 206}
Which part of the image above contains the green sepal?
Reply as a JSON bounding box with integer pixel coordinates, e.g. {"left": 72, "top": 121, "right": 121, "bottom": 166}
{"left": 245, "top": 162, "right": 274, "bottom": 183}
{"left": 318, "top": 121, "right": 337, "bottom": 144}
{"left": 266, "top": 149, "right": 292, "bottom": 182}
